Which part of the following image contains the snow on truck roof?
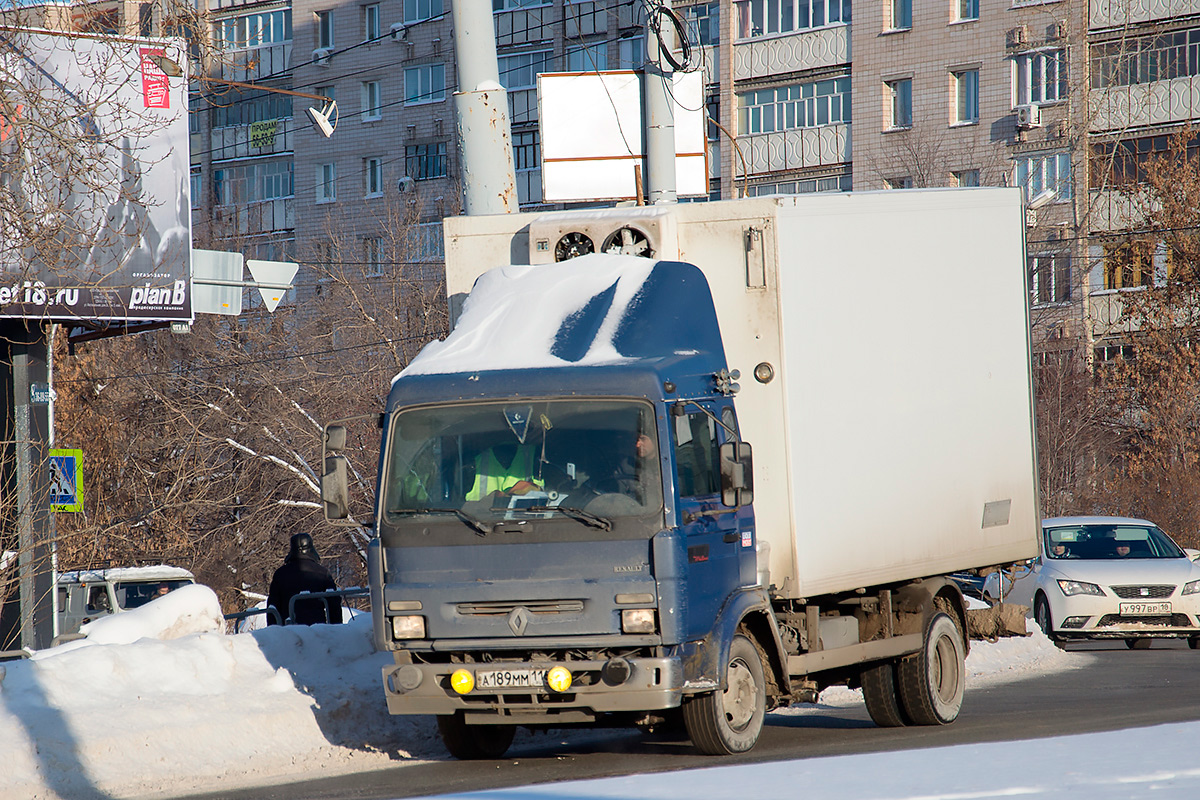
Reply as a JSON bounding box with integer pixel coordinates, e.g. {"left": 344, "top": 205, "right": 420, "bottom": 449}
{"left": 398, "top": 253, "right": 657, "bottom": 380}
{"left": 57, "top": 565, "right": 195, "bottom": 584}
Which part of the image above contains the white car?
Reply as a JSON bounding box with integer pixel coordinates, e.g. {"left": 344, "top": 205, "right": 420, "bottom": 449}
{"left": 1024, "top": 516, "right": 1200, "bottom": 649}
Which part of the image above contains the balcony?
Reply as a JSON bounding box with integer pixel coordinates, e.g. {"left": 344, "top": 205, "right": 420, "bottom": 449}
{"left": 733, "top": 26, "right": 849, "bottom": 82}
{"left": 1090, "top": 0, "right": 1200, "bottom": 29}
{"left": 208, "top": 120, "right": 294, "bottom": 162}
{"left": 1089, "top": 289, "right": 1145, "bottom": 340}
{"left": 1087, "top": 188, "right": 1145, "bottom": 234}
{"left": 207, "top": 197, "right": 295, "bottom": 237}
{"left": 1090, "top": 75, "right": 1200, "bottom": 132}
{"left": 738, "top": 123, "right": 851, "bottom": 176}
{"left": 215, "top": 42, "right": 292, "bottom": 84}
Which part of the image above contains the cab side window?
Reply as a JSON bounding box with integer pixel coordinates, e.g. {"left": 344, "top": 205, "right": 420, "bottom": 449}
{"left": 674, "top": 411, "right": 720, "bottom": 498}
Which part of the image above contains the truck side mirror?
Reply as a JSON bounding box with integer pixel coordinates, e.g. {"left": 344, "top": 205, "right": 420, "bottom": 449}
{"left": 719, "top": 441, "right": 754, "bottom": 507}
{"left": 321, "top": 454, "right": 351, "bottom": 521}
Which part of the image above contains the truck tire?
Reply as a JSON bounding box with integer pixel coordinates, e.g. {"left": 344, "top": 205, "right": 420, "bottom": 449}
{"left": 897, "top": 611, "right": 965, "bottom": 726}
{"left": 682, "top": 634, "right": 766, "bottom": 755}
{"left": 860, "top": 661, "right": 909, "bottom": 728}
{"left": 436, "top": 713, "right": 515, "bottom": 760}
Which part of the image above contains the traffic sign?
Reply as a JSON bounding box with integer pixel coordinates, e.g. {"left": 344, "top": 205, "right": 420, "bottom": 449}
{"left": 48, "top": 448, "right": 83, "bottom": 512}
{"left": 247, "top": 259, "right": 299, "bottom": 312}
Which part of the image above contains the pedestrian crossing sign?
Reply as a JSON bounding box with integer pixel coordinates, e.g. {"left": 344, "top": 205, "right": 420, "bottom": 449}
{"left": 49, "top": 449, "right": 83, "bottom": 513}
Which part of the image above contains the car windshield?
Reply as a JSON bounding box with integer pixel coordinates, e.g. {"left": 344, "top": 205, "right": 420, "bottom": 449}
{"left": 382, "top": 399, "right": 663, "bottom": 526}
{"left": 116, "top": 579, "right": 193, "bottom": 610}
{"left": 1043, "top": 523, "right": 1185, "bottom": 560}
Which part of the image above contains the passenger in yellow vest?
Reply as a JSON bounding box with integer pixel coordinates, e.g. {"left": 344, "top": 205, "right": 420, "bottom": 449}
{"left": 466, "top": 442, "right": 542, "bottom": 501}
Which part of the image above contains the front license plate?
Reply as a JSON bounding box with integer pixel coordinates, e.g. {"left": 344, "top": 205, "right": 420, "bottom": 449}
{"left": 475, "top": 669, "right": 547, "bottom": 689}
{"left": 1119, "top": 601, "right": 1172, "bottom": 615}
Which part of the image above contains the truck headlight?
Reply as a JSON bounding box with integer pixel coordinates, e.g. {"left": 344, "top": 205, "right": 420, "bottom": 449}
{"left": 1183, "top": 580, "right": 1200, "bottom": 595}
{"left": 391, "top": 615, "right": 426, "bottom": 639}
{"left": 621, "top": 608, "right": 656, "bottom": 633}
{"left": 1057, "top": 580, "right": 1105, "bottom": 597}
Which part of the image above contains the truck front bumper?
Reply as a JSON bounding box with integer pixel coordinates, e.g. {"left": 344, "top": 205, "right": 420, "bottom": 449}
{"left": 382, "top": 655, "right": 683, "bottom": 722}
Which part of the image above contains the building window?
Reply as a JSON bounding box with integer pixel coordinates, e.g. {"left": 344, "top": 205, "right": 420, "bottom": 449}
{"left": 364, "top": 3, "right": 380, "bottom": 41}
{"left": 361, "top": 80, "right": 382, "bottom": 121}
{"left": 886, "top": 176, "right": 914, "bottom": 189}
{"left": 210, "top": 89, "right": 293, "bottom": 128}
{"left": 618, "top": 35, "right": 645, "bottom": 69}
{"left": 1015, "top": 151, "right": 1072, "bottom": 203}
{"left": 408, "top": 221, "right": 445, "bottom": 261}
{"left": 746, "top": 175, "right": 850, "bottom": 196}
{"left": 1014, "top": 49, "right": 1067, "bottom": 105}
{"left": 493, "top": 0, "right": 550, "bottom": 10}
{"left": 952, "top": 169, "right": 980, "bottom": 187}
{"left": 734, "top": 0, "right": 851, "bottom": 39}
{"left": 683, "top": 2, "right": 720, "bottom": 46}
{"left": 405, "top": 142, "right": 447, "bottom": 180}
{"left": 953, "top": 69, "right": 979, "bottom": 123}
{"left": 956, "top": 0, "right": 978, "bottom": 21}
{"left": 364, "top": 237, "right": 384, "bottom": 274}
{"left": 316, "top": 10, "right": 334, "bottom": 49}
{"left": 405, "top": 0, "right": 444, "bottom": 23}
{"left": 1089, "top": 134, "right": 1200, "bottom": 189}
{"left": 213, "top": 161, "right": 294, "bottom": 205}
{"left": 1103, "top": 240, "right": 1161, "bottom": 290}
{"left": 1091, "top": 27, "right": 1200, "bottom": 89}
{"left": 888, "top": 0, "right": 911, "bottom": 30}
{"left": 364, "top": 157, "right": 383, "bottom": 197}
{"left": 738, "top": 77, "right": 851, "bottom": 134}
{"left": 405, "top": 64, "right": 446, "bottom": 104}
{"left": 1029, "top": 253, "right": 1072, "bottom": 304}
{"left": 565, "top": 39, "right": 608, "bottom": 72}
{"left": 316, "top": 162, "right": 337, "bottom": 202}
{"left": 213, "top": 9, "right": 292, "bottom": 51}
{"left": 499, "top": 50, "right": 551, "bottom": 124}
{"left": 513, "top": 129, "right": 542, "bottom": 204}
{"left": 886, "top": 78, "right": 912, "bottom": 128}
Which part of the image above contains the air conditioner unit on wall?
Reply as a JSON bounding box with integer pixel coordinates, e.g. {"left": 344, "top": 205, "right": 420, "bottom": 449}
{"left": 528, "top": 208, "right": 680, "bottom": 266}
{"left": 1016, "top": 104, "right": 1041, "bottom": 129}
{"left": 312, "top": 47, "right": 333, "bottom": 67}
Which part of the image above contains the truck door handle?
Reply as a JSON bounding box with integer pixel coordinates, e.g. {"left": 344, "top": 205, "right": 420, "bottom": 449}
{"left": 723, "top": 533, "right": 739, "bottom": 543}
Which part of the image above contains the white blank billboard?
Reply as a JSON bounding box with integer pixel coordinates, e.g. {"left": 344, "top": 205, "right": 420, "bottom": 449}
{"left": 537, "top": 70, "right": 707, "bottom": 202}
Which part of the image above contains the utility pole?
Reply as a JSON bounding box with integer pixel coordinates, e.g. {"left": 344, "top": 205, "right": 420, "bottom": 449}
{"left": 643, "top": 4, "right": 678, "bottom": 204}
{"left": 0, "top": 320, "right": 55, "bottom": 651}
{"left": 451, "top": 1, "right": 518, "bottom": 216}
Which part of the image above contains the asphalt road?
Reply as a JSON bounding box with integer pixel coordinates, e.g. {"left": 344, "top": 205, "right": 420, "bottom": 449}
{"left": 183, "top": 640, "right": 1200, "bottom": 800}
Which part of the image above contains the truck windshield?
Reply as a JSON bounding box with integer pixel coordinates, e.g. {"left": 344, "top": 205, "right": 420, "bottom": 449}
{"left": 383, "top": 399, "right": 662, "bottom": 525}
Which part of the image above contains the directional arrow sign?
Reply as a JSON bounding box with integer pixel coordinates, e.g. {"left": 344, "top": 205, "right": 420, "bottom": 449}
{"left": 246, "top": 260, "right": 299, "bottom": 312}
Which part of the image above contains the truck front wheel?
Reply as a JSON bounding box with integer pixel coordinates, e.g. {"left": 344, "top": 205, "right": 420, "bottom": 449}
{"left": 896, "top": 611, "right": 965, "bottom": 725}
{"left": 682, "top": 634, "right": 766, "bottom": 755}
{"left": 436, "top": 713, "right": 516, "bottom": 760}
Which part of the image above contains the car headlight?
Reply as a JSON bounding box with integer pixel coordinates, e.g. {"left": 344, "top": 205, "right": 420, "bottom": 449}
{"left": 621, "top": 608, "right": 657, "bottom": 633}
{"left": 391, "top": 615, "right": 426, "bottom": 639}
{"left": 1057, "top": 579, "right": 1105, "bottom": 597}
{"left": 1183, "top": 580, "right": 1200, "bottom": 596}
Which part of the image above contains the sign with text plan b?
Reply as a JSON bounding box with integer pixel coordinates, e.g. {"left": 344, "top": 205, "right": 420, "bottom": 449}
{"left": 537, "top": 70, "right": 707, "bottom": 202}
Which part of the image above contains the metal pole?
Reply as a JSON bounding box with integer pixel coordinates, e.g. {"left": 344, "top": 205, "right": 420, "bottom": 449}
{"left": 643, "top": 4, "right": 677, "bottom": 204}
{"left": 451, "top": 1, "right": 518, "bottom": 215}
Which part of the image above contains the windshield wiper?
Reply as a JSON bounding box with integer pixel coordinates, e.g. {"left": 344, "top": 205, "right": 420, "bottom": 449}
{"left": 520, "top": 505, "right": 613, "bottom": 531}
{"left": 391, "top": 508, "right": 490, "bottom": 537}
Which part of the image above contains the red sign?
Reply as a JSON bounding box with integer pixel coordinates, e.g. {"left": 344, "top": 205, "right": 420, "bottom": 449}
{"left": 139, "top": 47, "right": 170, "bottom": 109}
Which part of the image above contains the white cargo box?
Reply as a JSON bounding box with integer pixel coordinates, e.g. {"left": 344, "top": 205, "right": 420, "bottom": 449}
{"left": 443, "top": 189, "right": 1040, "bottom": 599}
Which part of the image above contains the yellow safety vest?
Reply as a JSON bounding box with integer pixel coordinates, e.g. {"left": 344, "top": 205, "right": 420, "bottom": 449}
{"left": 466, "top": 444, "right": 538, "bottom": 501}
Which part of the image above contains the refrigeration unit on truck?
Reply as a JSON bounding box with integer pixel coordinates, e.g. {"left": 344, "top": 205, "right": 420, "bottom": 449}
{"left": 321, "top": 188, "right": 1041, "bottom": 759}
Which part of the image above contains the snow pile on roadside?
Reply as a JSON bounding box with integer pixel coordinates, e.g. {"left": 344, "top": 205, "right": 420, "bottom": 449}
{"left": 0, "top": 592, "right": 1077, "bottom": 800}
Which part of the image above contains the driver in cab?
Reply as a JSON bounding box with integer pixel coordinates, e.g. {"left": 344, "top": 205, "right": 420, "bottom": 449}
{"left": 466, "top": 441, "right": 543, "bottom": 501}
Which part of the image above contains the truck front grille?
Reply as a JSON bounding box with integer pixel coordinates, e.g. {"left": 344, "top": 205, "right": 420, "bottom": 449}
{"left": 457, "top": 600, "right": 585, "bottom": 616}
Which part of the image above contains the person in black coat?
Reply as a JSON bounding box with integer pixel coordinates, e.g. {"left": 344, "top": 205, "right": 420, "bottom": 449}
{"left": 267, "top": 533, "right": 344, "bottom": 625}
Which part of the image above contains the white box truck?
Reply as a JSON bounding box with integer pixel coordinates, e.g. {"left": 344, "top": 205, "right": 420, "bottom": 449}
{"left": 321, "top": 188, "right": 1040, "bottom": 759}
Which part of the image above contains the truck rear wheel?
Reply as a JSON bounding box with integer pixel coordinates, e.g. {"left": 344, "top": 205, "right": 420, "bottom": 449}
{"left": 683, "top": 634, "right": 766, "bottom": 755}
{"left": 897, "top": 611, "right": 965, "bottom": 725}
{"left": 860, "top": 661, "right": 909, "bottom": 727}
{"left": 436, "top": 713, "right": 516, "bottom": 760}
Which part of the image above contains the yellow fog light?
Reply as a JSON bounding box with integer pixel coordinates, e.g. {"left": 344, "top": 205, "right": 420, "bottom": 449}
{"left": 546, "top": 666, "right": 573, "bottom": 693}
{"left": 450, "top": 669, "right": 475, "bottom": 695}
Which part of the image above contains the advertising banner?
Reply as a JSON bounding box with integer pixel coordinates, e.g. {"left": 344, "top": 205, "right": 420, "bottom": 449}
{"left": 0, "top": 28, "right": 192, "bottom": 322}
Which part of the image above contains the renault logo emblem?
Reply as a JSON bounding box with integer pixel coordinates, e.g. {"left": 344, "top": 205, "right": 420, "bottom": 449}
{"left": 508, "top": 606, "right": 530, "bottom": 636}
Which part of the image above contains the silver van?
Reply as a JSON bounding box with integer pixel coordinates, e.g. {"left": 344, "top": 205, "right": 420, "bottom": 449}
{"left": 57, "top": 565, "right": 196, "bottom": 636}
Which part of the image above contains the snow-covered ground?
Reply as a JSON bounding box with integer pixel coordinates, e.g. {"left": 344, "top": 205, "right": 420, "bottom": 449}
{"left": 0, "top": 584, "right": 1172, "bottom": 800}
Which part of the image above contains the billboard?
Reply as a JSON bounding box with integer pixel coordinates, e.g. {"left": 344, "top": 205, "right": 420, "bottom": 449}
{"left": 537, "top": 70, "right": 707, "bottom": 203}
{"left": 0, "top": 28, "right": 192, "bottom": 322}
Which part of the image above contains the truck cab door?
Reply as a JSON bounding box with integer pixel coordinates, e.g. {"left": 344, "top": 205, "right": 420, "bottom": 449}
{"left": 673, "top": 403, "right": 752, "bottom": 641}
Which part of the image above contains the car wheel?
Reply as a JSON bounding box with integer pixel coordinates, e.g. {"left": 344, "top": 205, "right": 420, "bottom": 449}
{"left": 860, "top": 660, "right": 910, "bottom": 728}
{"left": 436, "top": 712, "right": 515, "bottom": 760}
{"left": 1125, "top": 638, "right": 1152, "bottom": 650}
{"left": 682, "top": 634, "right": 766, "bottom": 755}
{"left": 1034, "top": 595, "right": 1066, "bottom": 649}
{"left": 897, "top": 611, "right": 965, "bottom": 726}
{"left": 1189, "top": 637, "right": 1200, "bottom": 650}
